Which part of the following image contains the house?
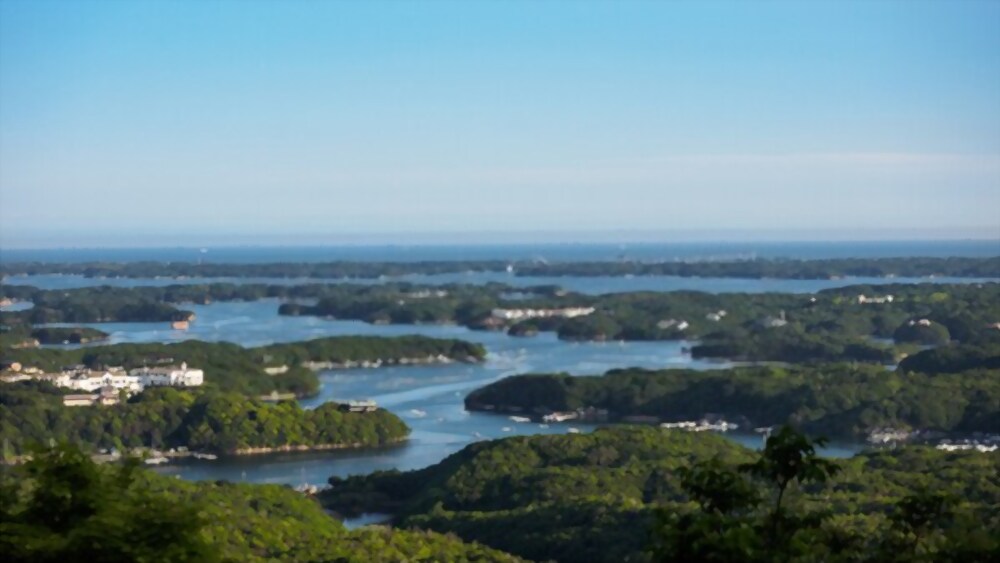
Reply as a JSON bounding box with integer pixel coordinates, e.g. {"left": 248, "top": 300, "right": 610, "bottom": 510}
{"left": 64, "top": 370, "right": 142, "bottom": 393}
{"left": 490, "top": 307, "right": 596, "bottom": 321}
{"left": 63, "top": 394, "right": 99, "bottom": 407}
{"left": 857, "top": 294, "right": 894, "bottom": 304}
{"left": 542, "top": 411, "right": 578, "bottom": 423}
{"left": 0, "top": 373, "right": 30, "bottom": 383}
{"left": 129, "top": 362, "right": 204, "bottom": 387}
{"left": 339, "top": 400, "right": 378, "bottom": 413}
{"left": 171, "top": 320, "right": 190, "bottom": 330}
{"left": 909, "top": 319, "right": 933, "bottom": 327}
{"left": 0, "top": 361, "right": 22, "bottom": 372}
{"left": 657, "top": 319, "right": 689, "bottom": 331}
{"left": 98, "top": 386, "right": 121, "bottom": 405}
{"left": 759, "top": 311, "right": 788, "bottom": 328}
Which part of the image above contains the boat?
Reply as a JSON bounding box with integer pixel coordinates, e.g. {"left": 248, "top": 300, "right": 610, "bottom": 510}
{"left": 509, "top": 415, "right": 530, "bottom": 423}
{"left": 538, "top": 424, "right": 549, "bottom": 429}
{"left": 501, "top": 426, "right": 513, "bottom": 432}
{"left": 144, "top": 456, "right": 169, "bottom": 465}
{"left": 408, "top": 409, "right": 427, "bottom": 418}
{"left": 567, "top": 428, "right": 581, "bottom": 434}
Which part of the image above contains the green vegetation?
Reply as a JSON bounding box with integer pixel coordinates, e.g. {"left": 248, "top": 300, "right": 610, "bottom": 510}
{"left": 320, "top": 426, "right": 1000, "bottom": 563}
{"left": 650, "top": 427, "right": 999, "bottom": 562}
{"left": 4, "top": 281, "right": 997, "bottom": 365}
{"left": 0, "top": 383, "right": 408, "bottom": 455}
{"left": 0, "top": 443, "right": 525, "bottom": 562}
{"left": 464, "top": 364, "right": 1000, "bottom": 439}
{"left": 253, "top": 334, "right": 486, "bottom": 366}
{"left": 2, "top": 335, "right": 486, "bottom": 397}
{"left": 2, "top": 285, "right": 192, "bottom": 324}
{"left": 898, "top": 342, "right": 1000, "bottom": 374}
{"left": 892, "top": 320, "right": 952, "bottom": 346}
{"left": 0, "top": 326, "right": 109, "bottom": 348}
{"left": 4, "top": 255, "right": 997, "bottom": 279}
{"left": 286, "top": 282, "right": 1000, "bottom": 365}
{"left": 29, "top": 327, "right": 109, "bottom": 345}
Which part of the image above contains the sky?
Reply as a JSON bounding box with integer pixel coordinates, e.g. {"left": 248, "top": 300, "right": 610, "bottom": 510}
{"left": 1, "top": 0, "right": 999, "bottom": 248}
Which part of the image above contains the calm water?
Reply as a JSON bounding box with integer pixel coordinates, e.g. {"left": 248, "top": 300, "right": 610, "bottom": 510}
{"left": 5, "top": 272, "right": 996, "bottom": 295}
{"left": 4, "top": 240, "right": 999, "bottom": 263}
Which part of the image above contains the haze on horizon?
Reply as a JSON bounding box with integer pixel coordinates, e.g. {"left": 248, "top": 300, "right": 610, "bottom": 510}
{"left": 1, "top": 0, "right": 999, "bottom": 249}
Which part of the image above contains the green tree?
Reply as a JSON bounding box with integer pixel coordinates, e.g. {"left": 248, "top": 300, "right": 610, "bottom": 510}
{"left": 0, "top": 443, "right": 218, "bottom": 562}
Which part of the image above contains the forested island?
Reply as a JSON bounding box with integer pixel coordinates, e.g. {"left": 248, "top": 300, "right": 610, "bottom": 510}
{"left": 0, "top": 326, "right": 109, "bottom": 347}
{"left": 321, "top": 426, "right": 1000, "bottom": 562}
{"left": 1, "top": 443, "right": 524, "bottom": 562}
{"left": 2, "top": 336, "right": 487, "bottom": 397}
{"left": 5, "top": 282, "right": 999, "bottom": 366}
{"left": 3, "top": 255, "right": 998, "bottom": 279}
{"left": 0, "top": 383, "right": 409, "bottom": 456}
{"left": 464, "top": 360, "right": 1000, "bottom": 440}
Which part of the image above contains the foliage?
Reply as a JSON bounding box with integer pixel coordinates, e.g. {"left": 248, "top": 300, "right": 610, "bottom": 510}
{"left": 465, "top": 364, "right": 1000, "bottom": 439}
{"left": 5, "top": 281, "right": 998, "bottom": 363}
{"left": 2, "top": 335, "right": 486, "bottom": 397}
{"left": 1, "top": 443, "right": 217, "bottom": 562}
{"left": 0, "top": 384, "right": 409, "bottom": 455}
{"left": 321, "top": 426, "right": 1000, "bottom": 563}
{"left": 0, "top": 443, "right": 525, "bottom": 562}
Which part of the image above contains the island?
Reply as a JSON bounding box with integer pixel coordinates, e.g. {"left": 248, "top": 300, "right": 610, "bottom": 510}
{"left": 0, "top": 383, "right": 410, "bottom": 457}
{"left": 2, "top": 335, "right": 488, "bottom": 398}
{"left": 463, "top": 360, "right": 1000, "bottom": 441}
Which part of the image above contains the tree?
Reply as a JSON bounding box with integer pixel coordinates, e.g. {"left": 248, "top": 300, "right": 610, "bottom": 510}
{"left": 739, "top": 426, "right": 840, "bottom": 549}
{"left": 0, "top": 443, "right": 218, "bottom": 562}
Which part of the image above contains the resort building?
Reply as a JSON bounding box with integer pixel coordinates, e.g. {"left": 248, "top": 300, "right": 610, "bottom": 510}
{"left": 857, "top": 294, "right": 895, "bottom": 304}
{"left": 490, "top": 307, "right": 596, "bottom": 321}
{"left": 339, "top": 399, "right": 378, "bottom": 413}
{"left": 129, "top": 362, "right": 205, "bottom": 387}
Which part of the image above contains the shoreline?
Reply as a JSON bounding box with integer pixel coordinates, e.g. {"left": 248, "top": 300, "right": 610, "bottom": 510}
{"left": 1, "top": 437, "right": 410, "bottom": 466}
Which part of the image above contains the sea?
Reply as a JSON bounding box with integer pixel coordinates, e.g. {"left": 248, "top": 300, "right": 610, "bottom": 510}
{"left": 3, "top": 239, "right": 998, "bottom": 263}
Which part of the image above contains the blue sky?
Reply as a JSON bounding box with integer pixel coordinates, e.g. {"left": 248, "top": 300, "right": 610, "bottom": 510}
{"left": 1, "top": 0, "right": 998, "bottom": 247}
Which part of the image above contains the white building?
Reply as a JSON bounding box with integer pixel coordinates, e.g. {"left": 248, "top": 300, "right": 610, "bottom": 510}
{"left": 857, "top": 294, "right": 894, "bottom": 304}
{"left": 657, "top": 319, "right": 689, "bottom": 331}
{"left": 129, "top": 362, "right": 204, "bottom": 387}
{"left": 490, "top": 307, "right": 596, "bottom": 321}
{"left": 62, "top": 370, "right": 143, "bottom": 393}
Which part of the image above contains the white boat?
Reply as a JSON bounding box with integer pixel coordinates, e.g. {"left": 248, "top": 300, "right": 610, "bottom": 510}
{"left": 567, "top": 428, "right": 581, "bottom": 434}
{"left": 538, "top": 424, "right": 549, "bottom": 429}
{"left": 509, "top": 416, "right": 531, "bottom": 423}
{"left": 408, "top": 409, "right": 428, "bottom": 418}
{"left": 501, "top": 426, "right": 513, "bottom": 432}
{"left": 144, "top": 456, "right": 169, "bottom": 465}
